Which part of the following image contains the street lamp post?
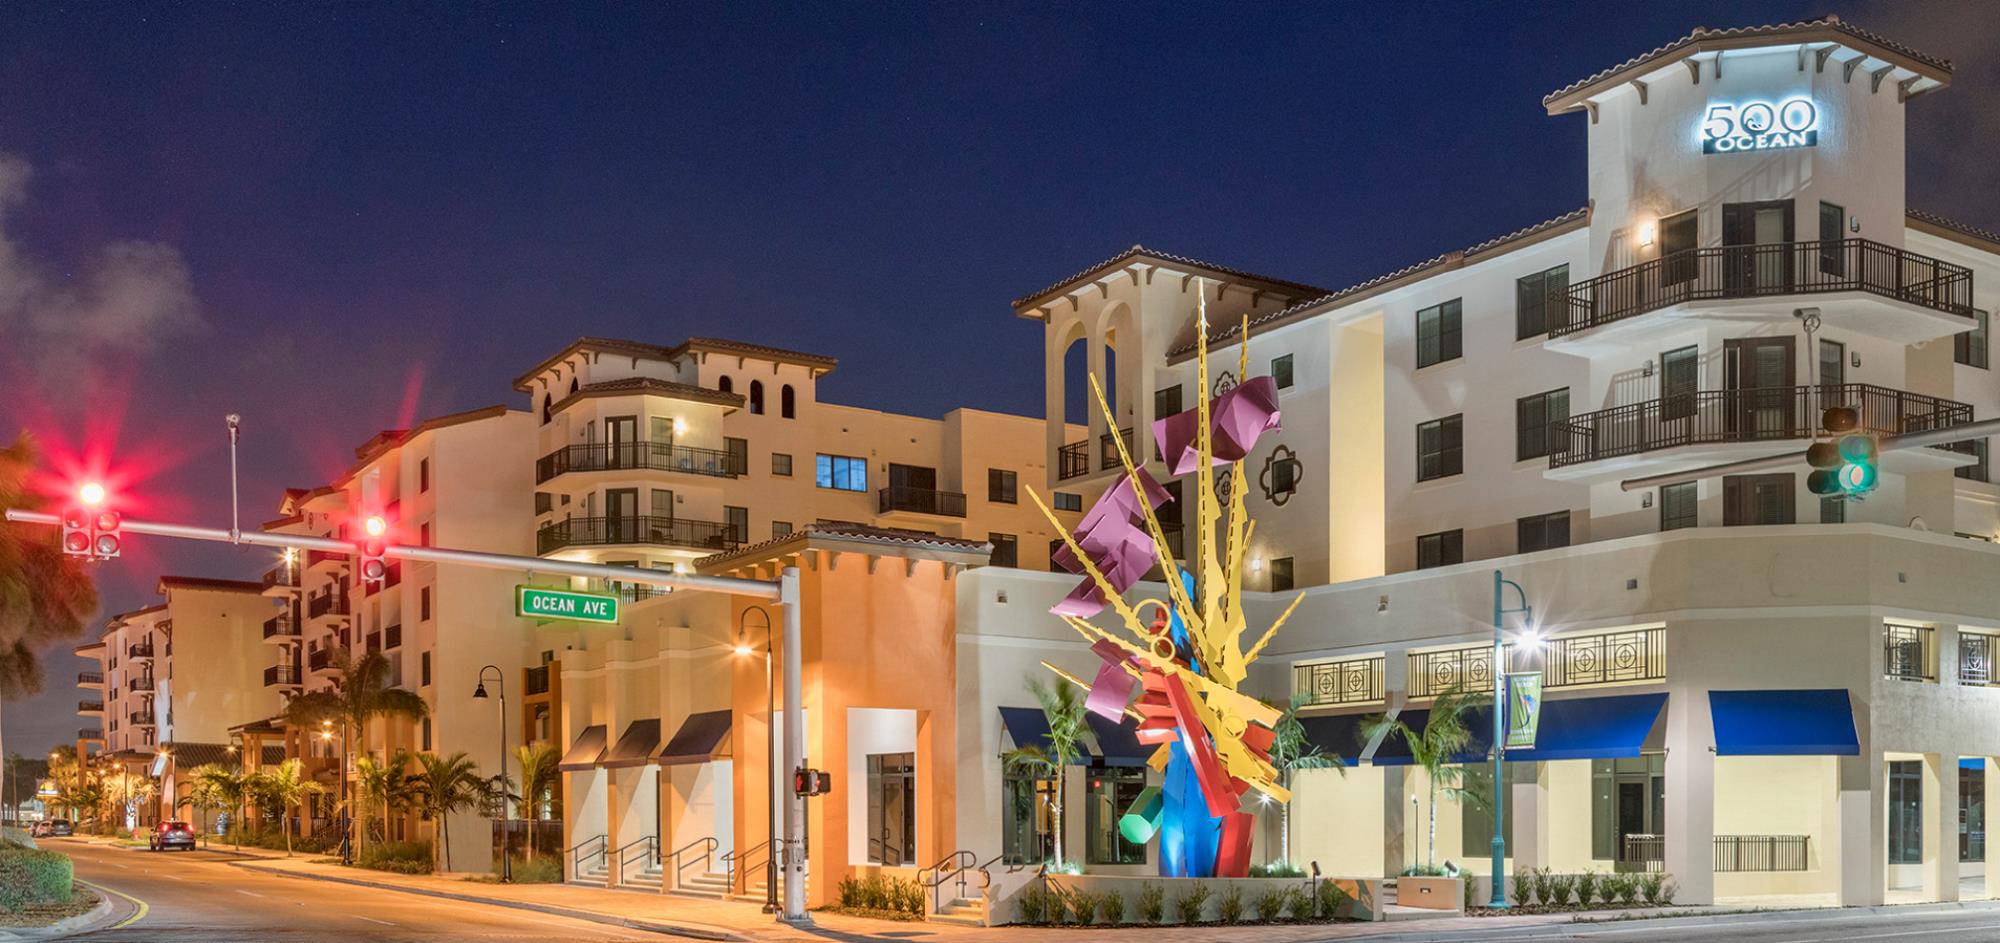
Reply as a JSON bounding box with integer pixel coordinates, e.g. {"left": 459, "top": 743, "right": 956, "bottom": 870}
{"left": 473, "top": 665, "right": 511, "bottom": 883}
{"left": 1489, "top": 570, "right": 1535, "bottom": 909}
{"left": 322, "top": 720, "right": 350, "bottom": 866}
{"left": 735, "top": 606, "right": 777, "bottom": 914}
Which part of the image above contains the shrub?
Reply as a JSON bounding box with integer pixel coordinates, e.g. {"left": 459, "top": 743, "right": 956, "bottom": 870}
{"left": 1254, "top": 887, "right": 1287, "bottom": 921}
{"left": 1546, "top": 872, "right": 1575, "bottom": 906}
{"left": 1138, "top": 882, "right": 1165, "bottom": 924}
{"left": 1015, "top": 884, "right": 1048, "bottom": 924}
{"left": 1284, "top": 885, "right": 1314, "bottom": 920}
{"left": 358, "top": 840, "right": 434, "bottom": 876}
{"left": 1640, "top": 871, "right": 1667, "bottom": 905}
{"left": 1174, "top": 883, "right": 1211, "bottom": 924}
{"left": 1616, "top": 871, "right": 1642, "bottom": 904}
{"left": 1061, "top": 886, "right": 1093, "bottom": 925}
{"left": 1533, "top": 867, "right": 1554, "bottom": 907}
{"left": 1513, "top": 866, "right": 1537, "bottom": 906}
{"left": 1217, "top": 885, "right": 1244, "bottom": 924}
{"left": 490, "top": 855, "right": 561, "bottom": 883}
{"left": 1575, "top": 870, "right": 1598, "bottom": 906}
{"left": 1462, "top": 870, "right": 1478, "bottom": 907}
{"left": 1250, "top": 861, "right": 1305, "bottom": 878}
{"left": 1100, "top": 889, "right": 1126, "bottom": 925}
{"left": 899, "top": 878, "right": 926, "bottom": 916}
{"left": 1401, "top": 863, "right": 1446, "bottom": 876}
{"left": 1315, "top": 878, "right": 1349, "bottom": 919}
{"left": 0, "top": 848, "right": 73, "bottom": 910}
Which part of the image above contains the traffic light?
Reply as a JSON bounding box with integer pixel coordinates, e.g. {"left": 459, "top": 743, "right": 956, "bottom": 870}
{"left": 793, "top": 767, "right": 831, "bottom": 797}
{"left": 1807, "top": 406, "right": 1878, "bottom": 498}
{"left": 60, "top": 507, "right": 91, "bottom": 557}
{"left": 358, "top": 514, "right": 388, "bottom": 587}
{"left": 91, "top": 510, "right": 122, "bottom": 559}
{"left": 61, "top": 482, "right": 119, "bottom": 559}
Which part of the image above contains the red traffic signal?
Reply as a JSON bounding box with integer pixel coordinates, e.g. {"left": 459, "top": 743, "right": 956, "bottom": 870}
{"left": 92, "top": 511, "right": 121, "bottom": 559}
{"left": 61, "top": 508, "right": 91, "bottom": 556}
{"left": 793, "top": 767, "right": 831, "bottom": 797}
{"left": 60, "top": 506, "right": 119, "bottom": 559}
{"left": 359, "top": 537, "right": 387, "bottom": 586}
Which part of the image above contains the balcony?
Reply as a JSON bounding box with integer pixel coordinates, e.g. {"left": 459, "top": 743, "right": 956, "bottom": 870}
{"left": 78, "top": 728, "right": 103, "bottom": 741}
{"left": 526, "top": 664, "right": 551, "bottom": 696}
{"left": 535, "top": 516, "right": 742, "bottom": 555}
{"left": 1962, "top": 633, "right": 1997, "bottom": 686}
{"left": 128, "top": 711, "right": 154, "bottom": 727}
{"left": 384, "top": 623, "right": 402, "bottom": 649}
{"left": 129, "top": 676, "right": 155, "bottom": 692}
{"left": 1548, "top": 384, "right": 1974, "bottom": 479}
{"left": 1057, "top": 440, "right": 1089, "bottom": 480}
{"left": 264, "top": 665, "right": 302, "bottom": 687}
{"left": 78, "top": 700, "right": 104, "bottom": 714}
{"left": 306, "top": 590, "right": 351, "bottom": 620}
{"left": 309, "top": 648, "right": 334, "bottom": 672}
{"left": 1293, "top": 656, "right": 1386, "bottom": 708}
{"left": 127, "top": 642, "right": 154, "bottom": 660}
{"left": 1551, "top": 238, "right": 1974, "bottom": 352}
{"left": 877, "top": 486, "right": 967, "bottom": 518}
{"left": 1407, "top": 627, "right": 1667, "bottom": 698}
{"left": 263, "top": 615, "right": 299, "bottom": 640}
{"left": 1885, "top": 623, "right": 1936, "bottom": 682}
{"left": 77, "top": 671, "right": 104, "bottom": 687}
{"left": 1099, "top": 427, "right": 1137, "bottom": 471}
{"left": 535, "top": 441, "right": 745, "bottom": 484}
{"left": 261, "top": 563, "right": 300, "bottom": 592}
{"left": 306, "top": 548, "right": 348, "bottom": 570}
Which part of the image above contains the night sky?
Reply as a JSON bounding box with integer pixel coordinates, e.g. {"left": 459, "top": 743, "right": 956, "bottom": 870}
{"left": 2, "top": 1, "right": 1996, "bottom": 753}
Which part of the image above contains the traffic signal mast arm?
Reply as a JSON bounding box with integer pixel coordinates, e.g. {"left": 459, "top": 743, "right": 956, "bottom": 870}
{"left": 3, "top": 508, "right": 781, "bottom": 600}
{"left": 1618, "top": 416, "right": 2000, "bottom": 493}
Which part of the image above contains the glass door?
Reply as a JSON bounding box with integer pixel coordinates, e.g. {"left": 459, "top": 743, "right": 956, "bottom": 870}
{"left": 605, "top": 416, "right": 638, "bottom": 470}
{"left": 1723, "top": 200, "right": 1795, "bottom": 295}
{"left": 605, "top": 488, "right": 639, "bottom": 544}
{"left": 1726, "top": 337, "right": 1795, "bottom": 438}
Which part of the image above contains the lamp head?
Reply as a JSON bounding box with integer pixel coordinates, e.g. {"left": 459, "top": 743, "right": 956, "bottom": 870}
{"left": 78, "top": 482, "right": 106, "bottom": 507}
{"left": 473, "top": 681, "right": 488, "bottom": 699}
{"left": 733, "top": 643, "right": 753, "bottom": 657}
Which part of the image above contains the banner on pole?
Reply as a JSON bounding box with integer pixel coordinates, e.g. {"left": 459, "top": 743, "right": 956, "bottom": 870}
{"left": 1506, "top": 671, "right": 1543, "bottom": 750}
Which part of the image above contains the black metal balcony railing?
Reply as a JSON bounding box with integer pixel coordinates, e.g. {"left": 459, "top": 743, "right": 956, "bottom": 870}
{"left": 78, "top": 728, "right": 103, "bottom": 741}
{"left": 526, "top": 664, "right": 551, "bottom": 696}
{"left": 1058, "top": 441, "right": 1090, "bottom": 480}
{"left": 263, "top": 615, "right": 299, "bottom": 639}
{"left": 262, "top": 563, "right": 300, "bottom": 590}
{"left": 1550, "top": 383, "right": 1973, "bottom": 469}
{"left": 1542, "top": 627, "right": 1666, "bottom": 688}
{"left": 306, "top": 548, "right": 347, "bottom": 568}
{"left": 127, "top": 642, "right": 154, "bottom": 659}
{"left": 128, "top": 711, "right": 154, "bottom": 726}
{"left": 1408, "top": 645, "right": 1512, "bottom": 698}
{"left": 78, "top": 671, "right": 104, "bottom": 686}
{"left": 1885, "top": 623, "right": 1936, "bottom": 682}
{"left": 1555, "top": 238, "right": 1975, "bottom": 337}
{"left": 535, "top": 516, "right": 742, "bottom": 555}
{"left": 309, "top": 648, "right": 334, "bottom": 671}
{"left": 263, "top": 665, "right": 302, "bottom": 687}
{"left": 535, "top": 441, "right": 745, "bottom": 484}
{"left": 1158, "top": 521, "right": 1185, "bottom": 560}
{"left": 384, "top": 624, "right": 402, "bottom": 649}
{"left": 129, "top": 677, "right": 155, "bottom": 692}
{"left": 1961, "top": 633, "right": 1997, "bottom": 686}
{"left": 78, "top": 700, "right": 103, "bottom": 713}
{"left": 1293, "top": 656, "right": 1387, "bottom": 708}
{"left": 307, "top": 591, "right": 351, "bottom": 619}
{"left": 366, "top": 632, "right": 382, "bottom": 653}
{"left": 1099, "top": 427, "right": 1136, "bottom": 471}
{"left": 877, "top": 486, "right": 967, "bottom": 518}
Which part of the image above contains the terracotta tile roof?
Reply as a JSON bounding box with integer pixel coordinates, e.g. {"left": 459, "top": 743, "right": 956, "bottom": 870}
{"left": 554, "top": 377, "right": 745, "bottom": 410}
{"left": 1012, "top": 244, "right": 1334, "bottom": 312}
{"left": 1908, "top": 209, "right": 2000, "bottom": 250}
{"left": 514, "top": 335, "right": 838, "bottom": 391}
{"left": 157, "top": 576, "right": 265, "bottom": 594}
{"left": 1544, "top": 16, "right": 1951, "bottom": 110}
{"left": 680, "top": 337, "right": 838, "bottom": 371}
{"left": 1168, "top": 206, "right": 1589, "bottom": 358}
{"left": 698, "top": 521, "right": 991, "bottom": 571}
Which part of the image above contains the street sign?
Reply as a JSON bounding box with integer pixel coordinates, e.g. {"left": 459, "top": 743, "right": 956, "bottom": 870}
{"left": 516, "top": 586, "right": 620, "bottom": 624}
{"left": 1506, "top": 671, "right": 1543, "bottom": 750}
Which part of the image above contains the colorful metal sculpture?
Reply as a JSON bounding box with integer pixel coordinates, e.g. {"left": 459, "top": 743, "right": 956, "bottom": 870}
{"left": 1028, "top": 288, "right": 1304, "bottom": 878}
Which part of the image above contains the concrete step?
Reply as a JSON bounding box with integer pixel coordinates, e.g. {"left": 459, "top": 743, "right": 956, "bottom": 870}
{"left": 931, "top": 898, "right": 984, "bottom": 926}
{"left": 671, "top": 872, "right": 733, "bottom": 900}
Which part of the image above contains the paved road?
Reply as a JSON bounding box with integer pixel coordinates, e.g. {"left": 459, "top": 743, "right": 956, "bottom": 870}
{"left": 50, "top": 838, "right": 653, "bottom": 942}
{"left": 1360, "top": 902, "right": 2000, "bottom": 943}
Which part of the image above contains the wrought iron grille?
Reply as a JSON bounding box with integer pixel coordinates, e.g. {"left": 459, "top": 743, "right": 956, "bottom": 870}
{"left": 1543, "top": 627, "right": 1666, "bottom": 687}
{"left": 1884, "top": 623, "right": 1936, "bottom": 682}
{"left": 1057, "top": 441, "right": 1090, "bottom": 480}
{"left": 1550, "top": 383, "right": 1972, "bottom": 469}
{"left": 1407, "top": 645, "right": 1515, "bottom": 698}
{"left": 1292, "top": 656, "right": 1386, "bottom": 707}
{"left": 1962, "top": 633, "right": 1998, "bottom": 686}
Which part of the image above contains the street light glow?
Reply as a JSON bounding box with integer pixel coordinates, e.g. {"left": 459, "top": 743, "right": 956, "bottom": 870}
{"left": 78, "top": 482, "right": 106, "bottom": 506}
{"left": 363, "top": 515, "right": 387, "bottom": 537}
{"left": 734, "top": 643, "right": 754, "bottom": 657}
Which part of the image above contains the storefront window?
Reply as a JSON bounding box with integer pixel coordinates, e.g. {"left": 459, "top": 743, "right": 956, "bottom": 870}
{"left": 1963, "top": 763, "right": 1985, "bottom": 864}
{"left": 865, "top": 753, "right": 916, "bottom": 866}
{"left": 1591, "top": 755, "right": 1665, "bottom": 863}
{"left": 1889, "top": 760, "right": 1922, "bottom": 864}
{"left": 1461, "top": 762, "right": 1534, "bottom": 858}
{"left": 1085, "top": 767, "right": 1148, "bottom": 865}
{"left": 1002, "top": 772, "right": 1055, "bottom": 865}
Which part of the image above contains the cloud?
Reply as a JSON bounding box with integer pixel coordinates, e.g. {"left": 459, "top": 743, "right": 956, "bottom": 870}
{"left": 0, "top": 154, "right": 204, "bottom": 387}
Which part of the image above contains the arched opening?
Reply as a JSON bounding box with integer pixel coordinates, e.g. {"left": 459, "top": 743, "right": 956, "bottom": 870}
{"left": 781, "top": 385, "right": 796, "bottom": 419}
{"left": 1061, "top": 336, "right": 1090, "bottom": 426}
{"left": 1102, "top": 302, "right": 1138, "bottom": 435}
{"left": 569, "top": 378, "right": 579, "bottom": 395}
{"left": 719, "top": 376, "right": 734, "bottom": 395}
{"left": 749, "top": 380, "right": 765, "bottom": 415}
{"left": 541, "top": 394, "right": 552, "bottom": 424}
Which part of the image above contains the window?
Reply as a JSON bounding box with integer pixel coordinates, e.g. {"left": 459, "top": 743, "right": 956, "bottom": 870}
{"left": 1154, "top": 385, "right": 1183, "bottom": 418}
{"left": 1518, "top": 511, "right": 1571, "bottom": 552}
{"left": 1463, "top": 763, "right": 1533, "bottom": 857}
{"left": 1416, "top": 530, "right": 1463, "bottom": 570}
{"left": 420, "top": 651, "right": 431, "bottom": 687}
{"left": 1661, "top": 346, "right": 1699, "bottom": 421}
{"left": 1959, "top": 310, "right": 1990, "bottom": 369}
{"left": 650, "top": 415, "right": 673, "bottom": 445}
{"left": 781, "top": 385, "right": 796, "bottom": 419}
{"left": 1416, "top": 299, "right": 1463, "bottom": 368}
{"left": 535, "top": 492, "right": 552, "bottom": 515}
{"left": 1660, "top": 482, "right": 1697, "bottom": 531}
{"left": 1964, "top": 763, "right": 1986, "bottom": 864}
{"left": 724, "top": 506, "right": 749, "bottom": 543}
{"left": 1516, "top": 388, "right": 1570, "bottom": 461}
{"left": 1516, "top": 264, "right": 1569, "bottom": 339}
{"left": 1416, "top": 415, "right": 1464, "bottom": 481}
{"left": 749, "top": 380, "right": 765, "bottom": 415}
{"left": 1890, "top": 760, "right": 1922, "bottom": 864}
{"left": 419, "top": 523, "right": 431, "bottom": 547}
{"left": 419, "top": 458, "right": 430, "bottom": 493}
{"left": 866, "top": 753, "right": 916, "bottom": 866}
{"left": 650, "top": 489, "right": 674, "bottom": 520}
{"left": 422, "top": 717, "right": 432, "bottom": 752}
{"left": 1085, "top": 767, "right": 1149, "bottom": 865}
{"left": 1271, "top": 354, "right": 1294, "bottom": 389}
{"left": 989, "top": 533, "right": 1018, "bottom": 568}
{"left": 1959, "top": 440, "right": 1991, "bottom": 483}
{"left": 1819, "top": 201, "right": 1845, "bottom": 276}
{"left": 1269, "top": 557, "right": 1294, "bottom": 592}
{"left": 772, "top": 521, "right": 792, "bottom": 538}
{"left": 1661, "top": 209, "right": 1698, "bottom": 285}
{"left": 718, "top": 375, "right": 733, "bottom": 394}
{"left": 1821, "top": 496, "right": 1846, "bottom": 524}
{"left": 815, "top": 454, "right": 868, "bottom": 491}
{"left": 1819, "top": 339, "right": 1845, "bottom": 388}
{"left": 1723, "top": 474, "right": 1795, "bottom": 526}
{"left": 725, "top": 437, "right": 749, "bottom": 475}
{"left": 1591, "top": 755, "right": 1665, "bottom": 861}
{"left": 1053, "top": 492, "right": 1083, "bottom": 512}
{"left": 540, "top": 394, "right": 551, "bottom": 424}
{"left": 419, "top": 587, "right": 432, "bottom": 622}
{"left": 988, "top": 469, "right": 1018, "bottom": 504}
{"left": 772, "top": 453, "right": 793, "bottom": 477}
{"left": 1001, "top": 771, "right": 1054, "bottom": 865}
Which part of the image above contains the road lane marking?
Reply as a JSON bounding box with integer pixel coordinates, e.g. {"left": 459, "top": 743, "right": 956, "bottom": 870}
{"left": 1768, "top": 927, "right": 1995, "bottom": 943}
{"left": 236, "top": 888, "right": 265, "bottom": 898}
{"left": 76, "top": 879, "right": 149, "bottom": 930}
{"left": 355, "top": 916, "right": 396, "bottom": 925}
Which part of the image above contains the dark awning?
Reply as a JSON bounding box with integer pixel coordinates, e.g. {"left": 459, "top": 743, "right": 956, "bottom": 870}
{"left": 999, "top": 706, "right": 1054, "bottom": 755}
{"left": 1710, "top": 689, "right": 1859, "bottom": 756}
{"left": 1300, "top": 712, "right": 1374, "bottom": 764}
{"left": 558, "top": 724, "right": 608, "bottom": 771}
{"left": 1371, "top": 692, "right": 1669, "bottom": 766}
{"left": 1085, "top": 713, "right": 1152, "bottom": 768}
{"left": 603, "top": 719, "right": 662, "bottom": 769}
{"left": 657, "top": 710, "right": 732, "bottom": 765}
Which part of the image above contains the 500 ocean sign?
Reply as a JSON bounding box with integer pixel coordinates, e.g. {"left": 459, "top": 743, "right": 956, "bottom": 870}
{"left": 517, "top": 586, "right": 620, "bottom": 624}
{"left": 1700, "top": 97, "right": 1819, "bottom": 154}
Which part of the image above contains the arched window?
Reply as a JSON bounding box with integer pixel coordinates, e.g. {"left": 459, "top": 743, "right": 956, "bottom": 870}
{"left": 750, "top": 380, "right": 765, "bottom": 415}
{"left": 569, "top": 378, "right": 578, "bottom": 395}
{"left": 541, "top": 394, "right": 552, "bottom": 424}
{"left": 781, "top": 385, "right": 796, "bottom": 419}
{"left": 719, "top": 376, "right": 734, "bottom": 395}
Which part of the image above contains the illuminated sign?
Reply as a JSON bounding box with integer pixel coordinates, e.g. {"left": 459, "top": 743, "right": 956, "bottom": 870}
{"left": 516, "top": 586, "right": 619, "bottom": 624}
{"left": 1700, "top": 98, "right": 1819, "bottom": 154}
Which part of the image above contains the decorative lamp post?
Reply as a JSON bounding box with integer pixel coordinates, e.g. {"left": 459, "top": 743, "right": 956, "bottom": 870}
{"left": 736, "top": 605, "right": 778, "bottom": 914}
{"left": 1489, "top": 570, "right": 1539, "bottom": 909}
{"left": 474, "top": 665, "right": 511, "bottom": 883}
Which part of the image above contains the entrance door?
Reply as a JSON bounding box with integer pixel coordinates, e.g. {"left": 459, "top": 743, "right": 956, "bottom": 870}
{"left": 1660, "top": 209, "right": 1699, "bottom": 292}
{"left": 887, "top": 464, "right": 939, "bottom": 512}
{"left": 605, "top": 488, "right": 639, "bottom": 544}
{"left": 606, "top": 416, "right": 639, "bottom": 470}
{"left": 1723, "top": 200, "right": 1795, "bottom": 295}
{"left": 1725, "top": 337, "right": 1796, "bottom": 439}
{"left": 1617, "top": 781, "right": 1647, "bottom": 854}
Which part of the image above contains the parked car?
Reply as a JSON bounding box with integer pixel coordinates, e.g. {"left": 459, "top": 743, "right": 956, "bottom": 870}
{"left": 149, "top": 820, "right": 196, "bottom": 852}
{"left": 32, "top": 820, "right": 72, "bottom": 838}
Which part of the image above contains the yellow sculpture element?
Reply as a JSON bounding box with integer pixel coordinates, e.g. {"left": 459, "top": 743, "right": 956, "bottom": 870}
{"left": 1025, "top": 283, "right": 1303, "bottom": 808}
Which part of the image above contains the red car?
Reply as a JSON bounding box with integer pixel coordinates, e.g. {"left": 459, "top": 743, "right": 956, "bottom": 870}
{"left": 149, "top": 820, "right": 197, "bottom": 852}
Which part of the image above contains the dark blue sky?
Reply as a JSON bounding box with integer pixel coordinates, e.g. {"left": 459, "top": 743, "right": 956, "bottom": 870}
{"left": 2, "top": 1, "right": 1995, "bottom": 752}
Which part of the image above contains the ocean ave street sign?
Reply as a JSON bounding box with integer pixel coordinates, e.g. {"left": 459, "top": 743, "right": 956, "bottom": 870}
{"left": 517, "top": 586, "right": 619, "bottom": 624}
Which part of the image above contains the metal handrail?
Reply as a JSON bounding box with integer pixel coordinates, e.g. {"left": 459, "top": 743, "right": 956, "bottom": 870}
{"left": 615, "top": 834, "right": 659, "bottom": 884}
{"left": 720, "top": 838, "right": 774, "bottom": 895}
{"left": 535, "top": 515, "right": 742, "bottom": 554}
{"left": 917, "top": 849, "right": 979, "bottom": 913}
{"left": 1550, "top": 383, "right": 1973, "bottom": 469}
{"left": 1057, "top": 440, "right": 1090, "bottom": 479}
{"left": 536, "top": 441, "right": 745, "bottom": 483}
{"left": 569, "top": 834, "right": 607, "bottom": 875}
{"left": 876, "top": 485, "right": 968, "bottom": 518}
{"left": 666, "top": 836, "right": 718, "bottom": 887}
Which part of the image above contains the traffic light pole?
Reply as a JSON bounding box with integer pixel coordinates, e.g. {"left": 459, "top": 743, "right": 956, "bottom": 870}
{"left": 1616, "top": 416, "right": 2000, "bottom": 493}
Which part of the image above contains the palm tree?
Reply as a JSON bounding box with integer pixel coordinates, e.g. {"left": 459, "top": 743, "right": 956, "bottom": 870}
{"left": 410, "top": 752, "right": 491, "bottom": 873}
{"left": 1268, "top": 694, "right": 1343, "bottom": 865}
{"left": 1001, "top": 678, "right": 1086, "bottom": 869}
{"left": 193, "top": 764, "right": 252, "bottom": 849}
{"left": 1360, "top": 685, "right": 1485, "bottom": 870}
{"left": 253, "top": 759, "right": 326, "bottom": 856}
{"left": 282, "top": 649, "right": 428, "bottom": 860}
{"left": 0, "top": 433, "right": 101, "bottom": 811}
{"left": 512, "top": 742, "right": 560, "bottom": 862}
{"left": 356, "top": 749, "right": 418, "bottom": 842}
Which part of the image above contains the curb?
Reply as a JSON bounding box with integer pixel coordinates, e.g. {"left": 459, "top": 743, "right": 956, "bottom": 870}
{"left": 232, "top": 863, "right": 741, "bottom": 940}
{"left": 0, "top": 888, "right": 115, "bottom": 941}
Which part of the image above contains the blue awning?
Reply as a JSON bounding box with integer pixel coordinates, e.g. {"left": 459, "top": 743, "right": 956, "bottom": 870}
{"left": 1085, "top": 713, "right": 1152, "bottom": 768}
{"left": 1299, "top": 712, "right": 1372, "bottom": 763}
{"left": 1709, "top": 689, "right": 1859, "bottom": 756}
{"left": 1369, "top": 706, "right": 1494, "bottom": 766}
{"left": 1367, "top": 692, "right": 1667, "bottom": 766}
{"left": 999, "top": 706, "right": 1054, "bottom": 755}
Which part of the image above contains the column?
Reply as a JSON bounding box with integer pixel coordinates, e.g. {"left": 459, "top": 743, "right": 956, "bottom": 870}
{"left": 1664, "top": 688, "right": 1716, "bottom": 904}
{"left": 1044, "top": 324, "right": 1067, "bottom": 482}
{"left": 1834, "top": 751, "right": 1885, "bottom": 906}
{"left": 1512, "top": 764, "right": 1550, "bottom": 871}
{"left": 1924, "top": 753, "right": 1960, "bottom": 901}
{"left": 1382, "top": 766, "right": 1408, "bottom": 878}
{"left": 1086, "top": 334, "right": 1109, "bottom": 450}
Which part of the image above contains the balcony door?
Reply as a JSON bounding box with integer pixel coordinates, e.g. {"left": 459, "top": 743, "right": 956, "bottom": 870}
{"left": 1725, "top": 337, "right": 1795, "bottom": 438}
{"left": 606, "top": 416, "right": 639, "bottom": 470}
{"left": 888, "top": 464, "right": 938, "bottom": 512}
{"left": 1723, "top": 200, "right": 1795, "bottom": 295}
{"left": 605, "top": 488, "right": 639, "bottom": 543}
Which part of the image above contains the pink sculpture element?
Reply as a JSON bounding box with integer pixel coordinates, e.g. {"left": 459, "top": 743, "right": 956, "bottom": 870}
{"left": 1085, "top": 638, "right": 1139, "bottom": 721}
{"left": 1152, "top": 376, "right": 1282, "bottom": 478}
{"left": 1049, "top": 470, "right": 1174, "bottom": 619}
